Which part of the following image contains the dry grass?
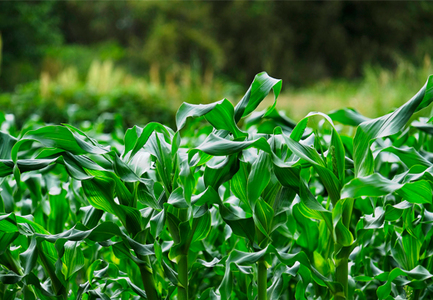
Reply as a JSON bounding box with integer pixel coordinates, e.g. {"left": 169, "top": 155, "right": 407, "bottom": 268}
{"left": 259, "top": 57, "right": 433, "bottom": 122}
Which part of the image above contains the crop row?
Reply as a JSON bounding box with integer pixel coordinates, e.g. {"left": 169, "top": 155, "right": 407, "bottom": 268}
{"left": 1, "top": 72, "right": 433, "bottom": 299}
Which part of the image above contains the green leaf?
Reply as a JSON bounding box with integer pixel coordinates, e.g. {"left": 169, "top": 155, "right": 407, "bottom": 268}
{"left": 62, "top": 155, "right": 93, "bottom": 180}
{"left": 204, "top": 99, "right": 246, "bottom": 138}
{"left": 82, "top": 177, "right": 117, "bottom": 215}
{"left": 167, "top": 187, "right": 189, "bottom": 209}
{"left": 204, "top": 155, "right": 240, "bottom": 190}
{"left": 191, "top": 187, "right": 221, "bottom": 206}
{"left": 353, "top": 75, "right": 433, "bottom": 177}
{"left": 36, "top": 222, "right": 154, "bottom": 256}
{"left": 332, "top": 200, "right": 354, "bottom": 247}
{"left": 19, "top": 237, "right": 38, "bottom": 275}
{"left": 282, "top": 134, "right": 326, "bottom": 168}
{"left": 146, "top": 132, "right": 173, "bottom": 194}
{"left": 136, "top": 180, "right": 161, "bottom": 210}
{"left": 62, "top": 241, "right": 84, "bottom": 280}
{"left": 150, "top": 210, "right": 165, "bottom": 238}
{"left": 176, "top": 99, "right": 245, "bottom": 137}
{"left": 248, "top": 152, "right": 271, "bottom": 209}
{"left": 81, "top": 206, "right": 104, "bottom": 228}
{"left": 0, "top": 213, "right": 18, "bottom": 233}
{"left": 341, "top": 173, "right": 432, "bottom": 204}
{"left": 112, "top": 153, "right": 141, "bottom": 182}
{"left": 400, "top": 231, "right": 420, "bottom": 270}
{"left": 191, "top": 211, "right": 211, "bottom": 243}
{"left": 234, "top": 72, "right": 282, "bottom": 123}
{"left": 0, "top": 132, "right": 17, "bottom": 159}
{"left": 0, "top": 232, "right": 19, "bottom": 255}
{"left": 166, "top": 212, "right": 182, "bottom": 244}
{"left": 162, "top": 260, "right": 179, "bottom": 286}
{"left": 253, "top": 199, "right": 274, "bottom": 236}
{"left": 12, "top": 125, "right": 108, "bottom": 161}
{"left": 292, "top": 204, "right": 319, "bottom": 252}
{"left": 376, "top": 266, "right": 433, "bottom": 299}
{"left": 230, "top": 162, "right": 248, "bottom": 206}
{"left": 329, "top": 128, "right": 346, "bottom": 182}
{"left": 313, "top": 251, "right": 330, "bottom": 277}
{"left": 217, "top": 245, "right": 315, "bottom": 299}
{"left": 81, "top": 176, "right": 142, "bottom": 236}
{"left": 124, "top": 123, "right": 171, "bottom": 158}
{"left": 87, "top": 259, "right": 103, "bottom": 287}
{"left": 281, "top": 112, "right": 344, "bottom": 204}
{"left": 48, "top": 187, "right": 69, "bottom": 234}
{"left": 328, "top": 108, "right": 370, "bottom": 127}
{"left": 190, "top": 133, "right": 271, "bottom": 160}
{"left": 245, "top": 108, "right": 297, "bottom": 136}
{"left": 273, "top": 164, "right": 301, "bottom": 190}
{"left": 397, "top": 181, "right": 432, "bottom": 204}
{"left": 0, "top": 158, "right": 58, "bottom": 177}
{"left": 36, "top": 239, "right": 67, "bottom": 295}
{"left": 219, "top": 204, "right": 255, "bottom": 245}
{"left": 378, "top": 146, "right": 431, "bottom": 169}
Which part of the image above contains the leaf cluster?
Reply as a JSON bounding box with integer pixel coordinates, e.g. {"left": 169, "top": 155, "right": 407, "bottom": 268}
{"left": 1, "top": 72, "right": 433, "bottom": 300}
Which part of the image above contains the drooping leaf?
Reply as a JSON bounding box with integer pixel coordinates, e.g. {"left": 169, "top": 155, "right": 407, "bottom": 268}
{"left": 353, "top": 75, "right": 433, "bottom": 177}
{"left": 12, "top": 125, "right": 108, "bottom": 161}
{"left": 234, "top": 72, "right": 282, "bottom": 123}
{"left": 176, "top": 99, "right": 245, "bottom": 137}
{"left": 328, "top": 108, "right": 370, "bottom": 127}
{"left": 341, "top": 173, "right": 432, "bottom": 204}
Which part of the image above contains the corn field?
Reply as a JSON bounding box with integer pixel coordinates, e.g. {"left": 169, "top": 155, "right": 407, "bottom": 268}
{"left": 1, "top": 72, "right": 433, "bottom": 300}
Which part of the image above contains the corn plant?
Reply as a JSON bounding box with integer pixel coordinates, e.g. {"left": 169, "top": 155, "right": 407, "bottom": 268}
{"left": 1, "top": 72, "right": 433, "bottom": 300}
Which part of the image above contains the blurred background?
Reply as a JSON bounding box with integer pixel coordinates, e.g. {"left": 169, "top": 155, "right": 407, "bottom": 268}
{"left": 1, "top": 1, "right": 433, "bottom": 129}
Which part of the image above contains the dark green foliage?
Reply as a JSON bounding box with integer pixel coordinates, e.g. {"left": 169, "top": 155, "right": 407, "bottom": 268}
{"left": 2, "top": 2, "right": 433, "bottom": 90}
{"left": 0, "top": 81, "right": 175, "bottom": 129}
{"left": 0, "top": 2, "right": 62, "bottom": 89}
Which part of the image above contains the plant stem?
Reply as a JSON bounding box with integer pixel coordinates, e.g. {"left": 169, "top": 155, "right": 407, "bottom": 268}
{"left": 258, "top": 258, "right": 268, "bottom": 300}
{"left": 334, "top": 251, "right": 348, "bottom": 300}
{"left": 335, "top": 198, "right": 354, "bottom": 300}
{"left": 178, "top": 254, "right": 188, "bottom": 300}
{"left": 139, "top": 256, "right": 159, "bottom": 300}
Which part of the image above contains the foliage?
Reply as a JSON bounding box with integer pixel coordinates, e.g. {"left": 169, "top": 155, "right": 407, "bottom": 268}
{"left": 50, "top": 1, "right": 433, "bottom": 85}
{"left": 2, "top": 2, "right": 433, "bottom": 90}
{"left": 0, "top": 2, "right": 62, "bottom": 89}
{"left": 1, "top": 71, "right": 433, "bottom": 300}
{"left": 0, "top": 60, "right": 242, "bottom": 129}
